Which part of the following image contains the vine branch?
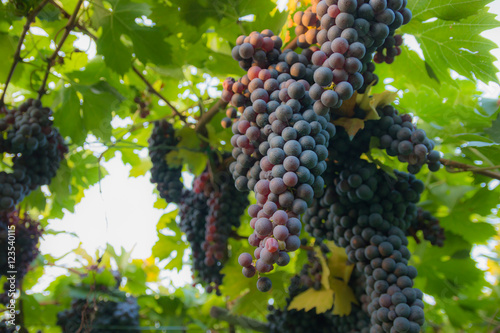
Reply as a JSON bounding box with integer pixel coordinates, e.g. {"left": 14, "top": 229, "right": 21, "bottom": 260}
{"left": 49, "top": 0, "right": 98, "bottom": 40}
{"left": 0, "top": 0, "right": 50, "bottom": 105}
{"left": 131, "top": 65, "right": 187, "bottom": 124}
{"left": 195, "top": 99, "right": 228, "bottom": 133}
{"left": 210, "top": 306, "right": 269, "bottom": 332}
{"left": 440, "top": 158, "right": 500, "bottom": 181}
{"left": 37, "top": 0, "right": 84, "bottom": 99}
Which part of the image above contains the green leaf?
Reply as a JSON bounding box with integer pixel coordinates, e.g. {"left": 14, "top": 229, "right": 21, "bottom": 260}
{"left": 37, "top": 3, "right": 61, "bottom": 21}
{"left": 153, "top": 233, "right": 187, "bottom": 261}
{"left": 168, "top": 127, "right": 208, "bottom": 175}
{"left": 92, "top": 0, "right": 171, "bottom": 74}
{"left": 438, "top": 187, "right": 498, "bottom": 244}
{"left": 409, "top": 0, "right": 494, "bottom": 21}
{"left": 55, "top": 81, "right": 124, "bottom": 143}
{"left": 405, "top": 9, "right": 500, "bottom": 84}
{"left": 0, "top": 32, "right": 23, "bottom": 88}
{"left": 485, "top": 114, "right": 500, "bottom": 142}
{"left": 373, "top": 48, "right": 440, "bottom": 92}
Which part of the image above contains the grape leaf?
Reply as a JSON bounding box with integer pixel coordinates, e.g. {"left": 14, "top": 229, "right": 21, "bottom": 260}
{"left": 92, "top": 0, "right": 171, "bottom": 74}
{"left": 331, "top": 279, "right": 358, "bottom": 316}
{"left": 288, "top": 289, "right": 334, "bottom": 314}
{"left": 333, "top": 118, "right": 365, "bottom": 139}
{"left": 326, "top": 241, "right": 350, "bottom": 281}
{"left": 0, "top": 32, "right": 22, "bottom": 83}
{"left": 409, "top": 0, "right": 494, "bottom": 21}
{"left": 153, "top": 234, "right": 187, "bottom": 262}
{"left": 438, "top": 187, "right": 498, "bottom": 244}
{"left": 55, "top": 81, "right": 124, "bottom": 144}
{"left": 485, "top": 114, "right": 500, "bottom": 142}
{"left": 404, "top": 9, "right": 500, "bottom": 84}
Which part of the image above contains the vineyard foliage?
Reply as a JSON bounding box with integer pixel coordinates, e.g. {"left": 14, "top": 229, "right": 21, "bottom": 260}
{"left": 0, "top": 0, "right": 500, "bottom": 332}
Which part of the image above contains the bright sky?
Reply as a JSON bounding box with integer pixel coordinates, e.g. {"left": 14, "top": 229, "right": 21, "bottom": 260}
{"left": 33, "top": 1, "right": 500, "bottom": 293}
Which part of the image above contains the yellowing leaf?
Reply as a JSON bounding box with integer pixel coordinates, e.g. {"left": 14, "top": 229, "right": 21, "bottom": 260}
{"left": 326, "top": 241, "right": 349, "bottom": 280}
{"left": 314, "top": 247, "right": 331, "bottom": 290}
{"left": 153, "top": 79, "right": 164, "bottom": 92}
{"left": 326, "top": 242, "right": 355, "bottom": 284}
{"left": 343, "top": 263, "right": 355, "bottom": 284}
{"left": 288, "top": 289, "right": 334, "bottom": 314}
{"left": 357, "top": 90, "right": 397, "bottom": 120}
{"left": 74, "top": 244, "right": 94, "bottom": 265}
{"left": 370, "top": 90, "right": 398, "bottom": 113}
{"left": 143, "top": 257, "right": 161, "bottom": 282}
{"left": 333, "top": 118, "right": 365, "bottom": 139}
{"left": 334, "top": 92, "right": 358, "bottom": 118}
{"left": 129, "top": 158, "right": 152, "bottom": 177}
{"left": 331, "top": 279, "right": 358, "bottom": 316}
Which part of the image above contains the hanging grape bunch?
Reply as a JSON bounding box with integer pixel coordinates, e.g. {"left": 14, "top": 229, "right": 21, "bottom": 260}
{"left": 180, "top": 170, "right": 249, "bottom": 295}
{"left": 57, "top": 296, "right": 140, "bottom": 332}
{"left": 0, "top": 98, "right": 68, "bottom": 211}
{"left": 0, "top": 210, "right": 42, "bottom": 303}
{"left": 148, "top": 120, "right": 184, "bottom": 204}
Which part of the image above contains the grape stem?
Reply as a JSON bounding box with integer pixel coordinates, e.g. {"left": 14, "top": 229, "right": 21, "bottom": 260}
{"left": 210, "top": 306, "right": 270, "bottom": 332}
{"left": 195, "top": 99, "right": 228, "bottom": 133}
{"left": 0, "top": 0, "right": 50, "bottom": 105}
{"left": 37, "top": 0, "right": 84, "bottom": 99}
{"left": 49, "top": 0, "right": 98, "bottom": 40}
{"left": 440, "top": 158, "right": 500, "bottom": 180}
{"left": 407, "top": 227, "right": 421, "bottom": 244}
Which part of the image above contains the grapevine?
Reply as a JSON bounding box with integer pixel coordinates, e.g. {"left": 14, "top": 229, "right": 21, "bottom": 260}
{"left": 0, "top": 0, "right": 497, "bottom": 332}
{"left": 0, "top": 99, "right": 68, "bottom": 211}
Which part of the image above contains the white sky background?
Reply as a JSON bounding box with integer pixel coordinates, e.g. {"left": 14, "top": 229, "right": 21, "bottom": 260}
{"left": 33, "top": 1, "right": 500, "bottom": 293}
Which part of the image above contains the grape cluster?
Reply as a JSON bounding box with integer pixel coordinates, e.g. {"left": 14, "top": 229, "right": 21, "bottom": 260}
{"left": 374, "top": 34, "right": 403, "bottom": 64}
{"left": 133, "top": 94, "right": 150, "bottom": 118}
{"left": 410, "top": 208, "right": 445, "bottom": 247}
{"left": 304, "top": 158, "right": 424, "bottom": 243}
{"left": 148, "top": 120, "right": 184, "bottom": 203}
{"left": 231, "top": 30, "right": 283, "bottom": 72}
{"left": 373, "top": 105, "right": 441, "bottom": 174}
{"left": 180, "top": 171, "right": 248, "bottom": 294}
{"left": 221, "top": 45, "right": 318, "bottom": 130}
{"left": 57, "top": 297, "right": 140, "bottom": 333}
{"left": 329, "top": 103, "right": 441, "bottom": 174}
{"left": 201, "top": 171, "right": 249, "bottom": 292}
{"left": 302, "top": 159, "right": 426, "bottom": 331}
{"left": 229, "top": 66, "right": 336, "bottom": 290}
{"left": 0, "top": 210, "right": 42, "bottom": 303}
{"left": 0, "top": 321, "right": 16, "bottom": 333}
{"left": 179, "top": 184, "right": 222, "bottom": 293}
{"left": 0, "top": 99, "right": 68, "bottom": 211}
{"left": 292, "top": 0, "right": 412, "bottom": 105}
